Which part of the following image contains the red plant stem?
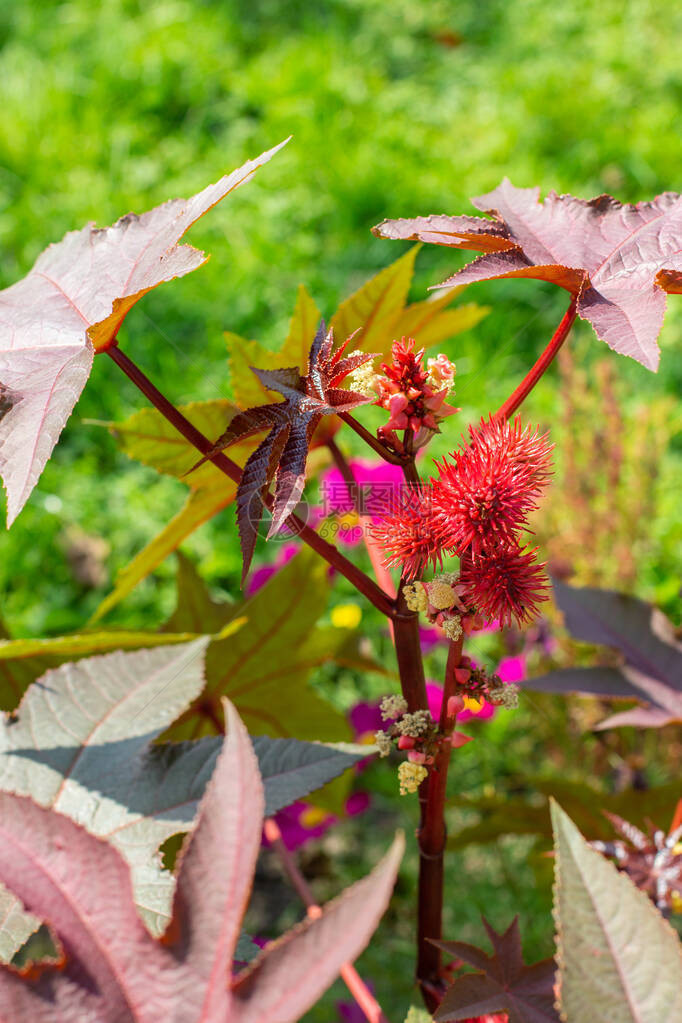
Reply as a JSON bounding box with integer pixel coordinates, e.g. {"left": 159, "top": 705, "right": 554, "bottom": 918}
{"left": 416, "top": 635, "right": 465, "bottom": 1011}
{"left": 393, "top": 578, "right": 428, "bottom": 714}
{"left": 106, "top": 344, "right": 396, "bottom": 618}
{"left": 263, "top": 819, "right": 391, "bottom": 1023}
{"left": 338, "top": 411, "right": 407, "bottom": 465}
{"left": 496, "top": 297, "right": 578, "bottom": 420}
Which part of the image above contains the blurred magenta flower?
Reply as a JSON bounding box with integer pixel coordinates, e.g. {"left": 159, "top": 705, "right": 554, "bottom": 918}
{"left": 320, "top": 458, "right": 405, "bottom": 546}
{"left": 496, "top": 654, "right": 526, "bottom": 684}
{"left": 420, "top": 622, "right": 444, "bottom": 652}
{"left": 348, "top": 699, "right": 384, "bottom": 741}
{"left": 246, "top": 542, "right": 299, "bottom": 595}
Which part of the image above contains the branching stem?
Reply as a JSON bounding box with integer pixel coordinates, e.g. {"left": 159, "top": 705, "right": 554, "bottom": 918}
{"left": 106, "top": 344, "right": 395, "bottom": 617}
{"left": 496, "top": 296, "right": 578, "bottom": 420}
{"left": 338, "top": 411, "right": 407, "bottom": 465}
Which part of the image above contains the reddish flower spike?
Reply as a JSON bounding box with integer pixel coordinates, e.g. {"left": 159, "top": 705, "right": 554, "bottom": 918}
{"left": 375, "top": 338, "right": 458, "bottom": 437}
{"left": 458, "top": 546, "right": 550, "bottom": 628}
{"left": 371, "top": 485, "right": 444, "bottom": 581}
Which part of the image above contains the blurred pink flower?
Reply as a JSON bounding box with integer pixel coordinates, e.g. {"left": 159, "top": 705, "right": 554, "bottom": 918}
{"left": 320, "top": 459, "right": 405, "bottom": 546}
{"left": 497, "top": 654, "right": 526, "bottom": 684}
{"left": 246, "top": 542, "right": 299, "bottom": 595}
{"left": 420, "top": 623, "right": 444, "bottom": 652}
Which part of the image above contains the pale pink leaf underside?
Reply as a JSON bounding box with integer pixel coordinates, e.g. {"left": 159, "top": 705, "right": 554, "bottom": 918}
{"left": 0, "top": 139, "right": 288, "bottom": 526}
{"left": 373, "top": 178, "right": 682, "bottom": 371}
{"left": 168, "top": 700, "right": 264, "bottom": 1022}
{"left": 0, "top": 791, "right": 179, "bottom": 1022}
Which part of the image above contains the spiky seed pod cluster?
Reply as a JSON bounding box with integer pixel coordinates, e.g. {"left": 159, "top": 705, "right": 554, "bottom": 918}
{"left": 372, "top": 412, "right": 553, "bottom": 628}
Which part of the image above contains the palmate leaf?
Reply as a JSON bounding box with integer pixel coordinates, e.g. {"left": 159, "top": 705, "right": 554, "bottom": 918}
{"left": 330, "top": 246, "right": 419, "bottom": 354}
{"left": 433, "top": 917, "right": 558, "bottom": 1023}
{"left": 0, "top": 700, "right": 403, "bottom": 1023}
{"left": 189, "top": 324, "right": 374, "bottom": 580}
{"left": 0, "top": 141, "right": 287, "bottom": 526}
{"left": 227, "top": 284, "right": 323, "bottom": 410}
{"left": 91, "top": 399, "right": 261, "bottom": 619}
{"left": 163, "top": 547, "right": 353, "bottom": 743}
{"left": 525, "top": 580, "right": 682, "bottom": 728}
{"left": 0, "top": 640, "right": 370, "bottom": 957}
{"left": 93, "top": 482, "right": 239, "bottom": 622}
{"left": 551, "top": 800, "right": 682, "bottom": 1022}
{"left": 373, "top": 180, "right": 682, "bottom": 370}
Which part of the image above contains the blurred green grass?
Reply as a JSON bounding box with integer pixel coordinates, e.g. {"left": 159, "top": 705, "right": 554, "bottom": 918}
{"left": 1, "top": 0, "right": 680, "bottom": 635}
{"left": 1, "top": 2, "right": 681, "bottom": 1016}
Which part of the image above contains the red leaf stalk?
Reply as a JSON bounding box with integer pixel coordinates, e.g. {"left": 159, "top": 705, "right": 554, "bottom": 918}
{"left": 338, "top": 411, "right": 407, "bottom": 465}
{"left": 416, "top": 635, "right": 464, "bottom": 1011}
{"left": 106, "top": 344, "right": 395, "bottom": 618}
{"left": 496, "top": 297, "right": 577, "bottom": 420}
{"left": 263, "top": 818, "right": 391, "bottom": 1023}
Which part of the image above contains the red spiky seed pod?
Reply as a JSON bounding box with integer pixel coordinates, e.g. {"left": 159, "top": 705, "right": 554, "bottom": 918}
{"left": 433, "top": 416, "right": 553, "bottom": 558}
{"left": 458, "top": 545, "right": 549, "bottom": 628}
{"left": 371, "top": 484, "right": 445, "bottom": 581}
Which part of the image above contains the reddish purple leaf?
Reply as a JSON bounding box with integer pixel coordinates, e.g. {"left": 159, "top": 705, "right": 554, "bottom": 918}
{"left": 188, "top": 323, "right": 374, "bottom": 580}
{"left": 0, "top": 141, "right": 288, "bottom": 527}
{"left": 230, "top": 834, "right": 404, "bottom": 1023}
{"left": 0, "top": 699, "right": 402, "bottom": 1022}
{"left": 434, "top": 917, "right": 558, "bottom": 1023}
{"left": 373, "top": 180, "right": 682, "bottom": 371}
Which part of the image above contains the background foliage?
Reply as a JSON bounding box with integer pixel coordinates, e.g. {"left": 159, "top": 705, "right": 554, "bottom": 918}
{"left": 1, "top": 2, "right": 680, "bottom": 1018}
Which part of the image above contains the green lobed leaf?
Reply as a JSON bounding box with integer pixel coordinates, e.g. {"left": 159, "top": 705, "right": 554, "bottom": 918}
{"left": 0, "top": 628, "right": 206, "bottom": 711}
{"left": 107, "top": 398, "right": 259, "bottom": 489}
{"left": 163, "top": 546, "right": 352, "bottom": 744}
{"left": 551, "top": 800, "right": 682, "bottom": 1022}
{"left": 330, "top": 246, "right": 419, "bottom": 352}
{"left": 386, "top": 287, "right": 489, "bottom": 357}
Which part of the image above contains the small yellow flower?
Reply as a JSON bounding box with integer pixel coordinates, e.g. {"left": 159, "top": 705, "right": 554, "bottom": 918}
{"left": 331, "top": 603, "right": 362, "bottom": 629}
{"left": 337, "top": 510, "right": 361, "bottom": 532}
{"left": 398, "top": 761, "right": 428, "bottom": 795}
{"left": 463, "top": 695, "right": 484, "bottom": 713}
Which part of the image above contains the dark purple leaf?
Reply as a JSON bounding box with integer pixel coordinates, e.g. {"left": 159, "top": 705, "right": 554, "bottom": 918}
{"left": 187, "top": 323, "right": 374, "bottom": 580}
{"left": 434, "top": 917, "right": 558, "bottom": 1023}
{"left": 551, "top": 579, "right": 682, "bottom": 690}
{"left": 523, "top": 666, "right": 645, "bottom": 700}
